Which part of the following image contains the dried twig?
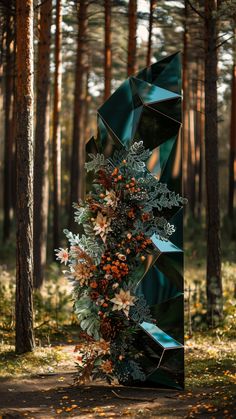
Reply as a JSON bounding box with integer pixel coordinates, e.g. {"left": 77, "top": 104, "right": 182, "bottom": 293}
{"left": 111, "top": 389, "right": 157, "bottom": 402}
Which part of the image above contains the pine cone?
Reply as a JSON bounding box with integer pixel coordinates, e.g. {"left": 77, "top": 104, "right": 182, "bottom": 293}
{"left": 100, "top": 316, "right": 123, "bottom": 340}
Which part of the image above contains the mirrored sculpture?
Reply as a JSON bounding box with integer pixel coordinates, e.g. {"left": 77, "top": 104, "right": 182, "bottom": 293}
{"left": 86, "top": 52, "right": 184, "bottom": 389}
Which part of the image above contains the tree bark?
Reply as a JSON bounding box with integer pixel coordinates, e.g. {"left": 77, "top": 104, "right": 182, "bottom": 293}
{"left": 69, "top": 0, "right": 88, "bottom": 229}
{"left": 52, "top": 0, "right": 62, "bottom": 251}
{"left": 204, "top": 0, "right": 222, "bottom": 325}
{"left": 15, "top": 0, "right": 35, "bottom": 354}
{"left": 196, "top": 59, "right": 204, "bottom": 219}
{"left": 104, "top": 0, "right": 112, "bottom": 100}
{"left": 228, "top": 25, "right": 236, "bottom": 222}
{"left": 146, "top": 0, "right": 155, "bottom": 67}
{"left": 3, "top": 13, "right": 14, "bottom": 242}
{"left": 33, "top": 0, "right": 52, "bottom": 288}
{"left": 182, "top": 0, "right": 189, "bottom": 198}
{"left": 127, "top": 0, "right": 137, "bottom": 76}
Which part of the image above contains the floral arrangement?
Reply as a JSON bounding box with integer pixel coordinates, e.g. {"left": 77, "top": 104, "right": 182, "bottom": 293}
{"left": 55, "top": 141, "right": 187, "bottom": 384}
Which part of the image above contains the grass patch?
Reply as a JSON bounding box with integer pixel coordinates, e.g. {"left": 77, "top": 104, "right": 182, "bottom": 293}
{"left": 185, "top": 329, "right": 236, "bottom": 412}
{"left": 0, "top": 344, "right": 73, "bottom": 378}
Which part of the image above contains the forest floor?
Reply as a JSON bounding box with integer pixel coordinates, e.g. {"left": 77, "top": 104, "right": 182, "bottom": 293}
{"left": 0, "top": 330, "right": 235, "bottom": 419}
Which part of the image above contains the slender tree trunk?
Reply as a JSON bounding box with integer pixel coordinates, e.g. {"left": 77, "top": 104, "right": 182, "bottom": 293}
{"left": 104, "top": 0, "right": 112, "bottom": 100}
{"left": 69, "top": 0, "right": 88, "bottom": 228}
{"left": 182, "top": 0, "right": 189, "bottom": 198}
{"left": 84, "top": 69, "right": 90, "bottom": 139}
{"left": 188, "top": 96, "right": 196, "bottom": 216}
{"left": 146, "top": 0, "right": 155, "bottom": 67}
{"left": 52, "top": 0, "right": 62, "bottom": 251}
{"left": 127, "top": 0, "right": 137, "bottom": 76}
{"left": 228, "top": 25, "right": 236, "bottom": 222}
{"left": 196, "top": 59, "right": 204, "bottom": 219}
{"left": 33, "top": 0, "right": 52, "bottom": 288}
{"left": 11, "top": 19, "right": 17, "bottom": 214}
{"left": 3, "top": 14, "right": 14, "bottom": 241}
{"left": 204, "top": 0, "right": 222, "bottom": 325}
{"left": 15, "top": 0, "right": 35, "bottom": 354}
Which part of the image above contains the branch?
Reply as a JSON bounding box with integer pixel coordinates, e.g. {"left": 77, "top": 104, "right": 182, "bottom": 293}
{"left": 216, "top": 35, "right": 234, "bottom": 49}
{"left": 186, "top": 0, "right": 204, "bottom": 19}
{"left": 111, "top": 390, "right": 157, "bottom": 402}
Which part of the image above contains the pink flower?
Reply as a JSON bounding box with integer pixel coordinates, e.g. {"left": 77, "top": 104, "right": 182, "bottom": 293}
{"left": 55, "top": 248, "right": 69, "bottom": 265}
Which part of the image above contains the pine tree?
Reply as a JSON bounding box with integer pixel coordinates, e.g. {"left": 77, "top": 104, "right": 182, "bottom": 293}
{"left": 204, "top": 0, "right": 222, "bottom": 324}
{"left": 127, "top": 0, "right": 137, "bottom": 76}
{"left": 33, "top": 0, "right": 52, "bottom": 288}
{"left": 52, "top": 0, "right": 62, "bottom": 251}
{"left": 3, "top": 12, "right": 14, "bottom": 242}
{"left": 228, "top": 23, "right": 236, "bottom": 222}
{"left": 69, "top": 0, "right": 88, "bottom": 228}
{"left": 146, "top": 0, "right": 156, "bottom": 67}
{"left": 104, "top": 0, "right": 112, "bottom": 100}
{"left": 15, "top": 0, "right": 35, "bottom": 354}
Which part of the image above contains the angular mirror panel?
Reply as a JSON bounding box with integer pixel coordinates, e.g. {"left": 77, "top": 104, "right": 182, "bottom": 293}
{"left": 134, "top": 106, "right": 180, "bottom": 151}
{"left": 136, "top": 264, "right": 180, "bottom": 306}
{"left": 151, "top": 295, "right": 184, "bottom": 343}
{"left": 147, "top": 97, "right": 182, "bottom": 123}
{"left": 131, "top": 77, "right": 180, "bottom": 104}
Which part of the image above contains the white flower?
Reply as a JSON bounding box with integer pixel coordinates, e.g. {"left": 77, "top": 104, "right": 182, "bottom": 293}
{"left": 110, "top": 288, "right": 136, "bottom": 317}
{"left": 55, "top": 248, "right": 69, "bottom": 265}
{"left": 104, "top": 190, "right": 118, "bottom": 209}
{"left": 93, "top": 211, "right": 111, "bottom": 242}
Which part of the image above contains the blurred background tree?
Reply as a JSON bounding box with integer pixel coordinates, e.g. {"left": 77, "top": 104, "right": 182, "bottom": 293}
{"left": 0, "top": 0, "right": 236, "bottom": 352}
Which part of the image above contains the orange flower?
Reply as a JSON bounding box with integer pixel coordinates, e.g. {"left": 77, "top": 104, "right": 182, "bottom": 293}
{"left": 100, "top": 359, "right": 113, "bottom": 374}
{"left": 90, "top": 281, "right": 98, "bottom": 289}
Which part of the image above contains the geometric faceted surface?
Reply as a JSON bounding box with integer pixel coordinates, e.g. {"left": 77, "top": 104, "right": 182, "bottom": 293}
{"left": 86, "top": 52, "right": 184, "bottom": 389}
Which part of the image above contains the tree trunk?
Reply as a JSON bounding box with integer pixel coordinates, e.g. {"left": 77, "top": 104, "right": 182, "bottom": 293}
{"left": 182, "top": 0, "right": 189, "bottom": 198}
{"left": 52, "top": 0, "right": 62, "bottom": 251}
{"left": 196, "top": 59, "right": 204, "bottom": 219}
{"left": 228, "top": 25, "right": 236, "bottom": 222}
{"left": 127, "top": 0, "right": 137, "bottom": 76}
{"left": 84, "top": 69, "right": 90, "bottom": 140}
{"left": 3, "top": 13, "right": 14, "bottom": 242}
{"left": 33, "top": 0, "right": 52, "bottom": 288}
{"left": 69, "top": 0, "right": 88, "bottom": 229}
{"left": 204, "top": 0, "right": 222, "bottom": 325}
{"left": 146, "top": 0, "right": 155, "bottom": 67}
{"left": 15, "top": 0, "right": 35, "bottom": 354}
{"left": 187, "top": 100, "right": 196, "bottom": 216}
{"left": 104, "top": 0, "right": 112, "bottom": 100}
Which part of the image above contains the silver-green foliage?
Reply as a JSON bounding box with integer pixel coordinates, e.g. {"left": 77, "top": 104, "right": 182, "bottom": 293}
{"left": 74, "top": 295, "right": 100, "bottom": 341}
